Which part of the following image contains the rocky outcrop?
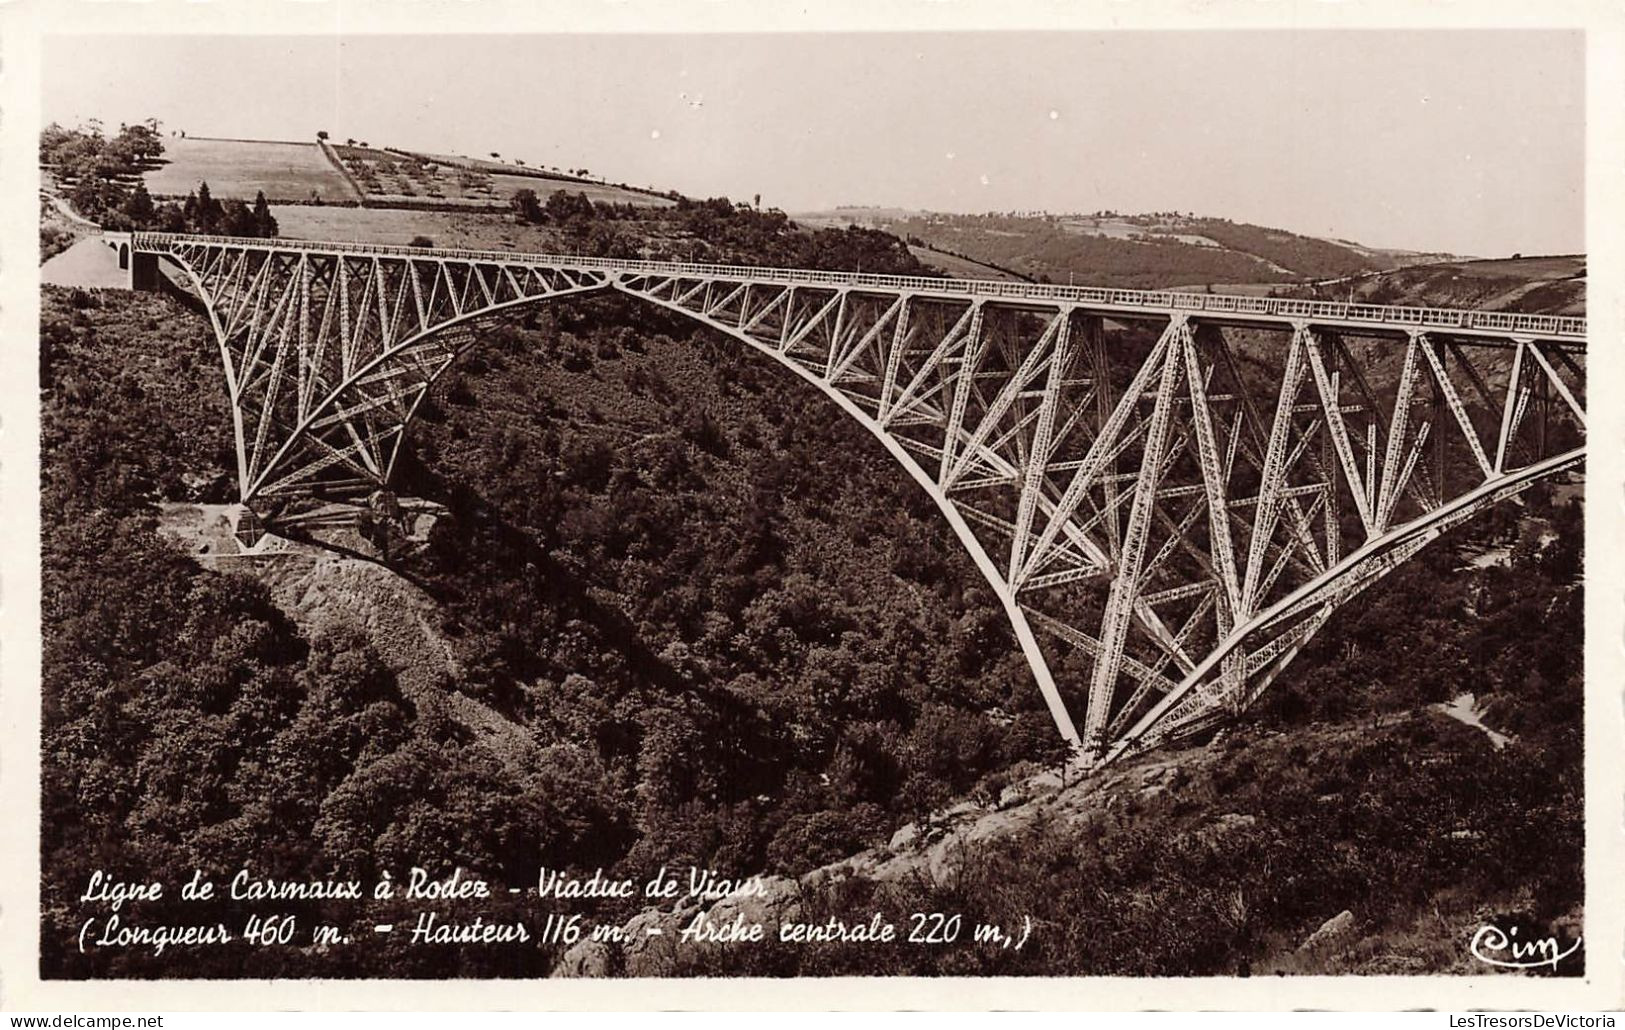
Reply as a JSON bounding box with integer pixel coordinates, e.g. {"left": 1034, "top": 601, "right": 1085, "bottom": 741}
{"left": 158, "top": 502, "right": 543, "bottom": 771}
{"left": 1298, "top": 910, "right": 1356, "bottom": 952}
{"left": 549, "top": 755, "right": 1177, "bottom": 976}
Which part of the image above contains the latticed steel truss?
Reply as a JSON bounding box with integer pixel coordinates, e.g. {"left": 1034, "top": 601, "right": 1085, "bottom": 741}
{"left": 128, "top": 233, "right": 1587, "bottom": 766}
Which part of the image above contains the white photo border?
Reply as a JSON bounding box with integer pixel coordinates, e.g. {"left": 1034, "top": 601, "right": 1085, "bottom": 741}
{"left": 2, "top": 0, "right": 1620, "bottom": 1011}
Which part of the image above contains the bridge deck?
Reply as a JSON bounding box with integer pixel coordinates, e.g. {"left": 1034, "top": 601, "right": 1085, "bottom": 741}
{"left": 127, "top": 232, "right": 1587, "bottom": 343}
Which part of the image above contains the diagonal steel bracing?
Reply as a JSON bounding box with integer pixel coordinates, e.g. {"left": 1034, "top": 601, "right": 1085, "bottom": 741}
{"left": 129, "top": 232, "right": 1586, "bottom": 767}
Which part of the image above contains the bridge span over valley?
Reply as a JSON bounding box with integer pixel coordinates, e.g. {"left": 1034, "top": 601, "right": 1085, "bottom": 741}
{"left": 107, "top": 231, "right": 1586, "bottom": 766}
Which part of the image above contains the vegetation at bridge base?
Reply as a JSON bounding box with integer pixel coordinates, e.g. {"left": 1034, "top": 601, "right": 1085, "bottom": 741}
{"left": 39, "top": 285, "right": 582, "bottom": 977}
{"left": 659, "top": 521, "right": 1583, "bottom": 976}
{"left": 37, "top": 271, "right": 1045, "bottom": 978}
{"left": 393, "top": 293, "right": 1067, "bottom": 877}
{"left": 37, "top": 192, "right": 1582, "bottom": 977}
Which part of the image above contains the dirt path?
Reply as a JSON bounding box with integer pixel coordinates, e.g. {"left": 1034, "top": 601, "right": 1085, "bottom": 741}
{"left": 41, "top": 190, "right": 102, "bottom": 229}
{"left": 1437, "top": 692, "right": 1512, "bottom": 750}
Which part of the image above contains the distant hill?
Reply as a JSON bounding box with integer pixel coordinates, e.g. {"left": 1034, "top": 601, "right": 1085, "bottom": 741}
{"left": 792, "top": 209, "right": 1481, "bottom": 292}
{"left": 1295, "top": 255, "right": 1585, "bottom": 316}
{"left": 1323, "top": 237, "right": 1463, "bottom": 270}
{"left": 793, "top": 206, "right": 926, "bottom": 230}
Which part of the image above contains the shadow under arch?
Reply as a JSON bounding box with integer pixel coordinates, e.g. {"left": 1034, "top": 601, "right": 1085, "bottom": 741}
{"left": 245, "top": 280, "right": 615, "bottom": 500}
{"left": 258, "top": 272, "right": 1085, "bottom": 750}
{"left": 603, "top": 278, "right": 1085, "bottom": 751}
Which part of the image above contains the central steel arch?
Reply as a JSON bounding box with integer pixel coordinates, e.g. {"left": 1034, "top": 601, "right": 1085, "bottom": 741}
{"left": 122, "top": 232, "right": 1587, "bottom": 765}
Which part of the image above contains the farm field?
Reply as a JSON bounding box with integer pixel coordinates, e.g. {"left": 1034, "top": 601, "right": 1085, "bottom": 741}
{"left": 1450, "top": 254, "right": 1586, "bottom": 280}
{"left": 486, "top": 171, "right": 674, "bottom": 208}
{"left": 417, "top": 151, "right": 579, "bottom": 177}
{"left": 792, "top": 206, "right": 924, "bottom": 229}
{"left": 328, "top": 145, "right": 674, "bottom": 209}
{"left": 907, "top": 244, "right": 1026, "bottom": 281}
{"left": 143, "top": 137, "right": 357, "bottom": 203}
{"left": 273, "top": 206, "right": 566, "bottom": 249}
{"left": 1059, "top": 217, "right": 1223, "bottom": 249}
{"left": 332, "top": 145, "right": 502, "bottom": 204}
{"left": 418, "top": 151, "right": 675, "bottom": 207}
{"left": 1164, "top": 282, "right": 1286, "bottom": 296}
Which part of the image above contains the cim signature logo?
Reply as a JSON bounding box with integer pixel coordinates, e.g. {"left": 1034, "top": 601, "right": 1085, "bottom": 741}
{"left": 1470, "top": 923, "right": 1581, "bottom": 971}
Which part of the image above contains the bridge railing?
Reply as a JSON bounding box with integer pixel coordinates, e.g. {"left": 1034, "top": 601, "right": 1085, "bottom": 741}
{"left": 130, "top": 232, "right": 1588, "bottom": 340}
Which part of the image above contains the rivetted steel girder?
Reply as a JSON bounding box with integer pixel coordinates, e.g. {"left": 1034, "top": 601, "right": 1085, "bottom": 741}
{"left": 125, "top": 232, "right": 1587, "bottom": 766}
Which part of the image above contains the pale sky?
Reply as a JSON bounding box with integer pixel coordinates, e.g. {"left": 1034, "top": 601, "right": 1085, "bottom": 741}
{"left": 44, "top": 32, "right": 1584, "bottom": 256}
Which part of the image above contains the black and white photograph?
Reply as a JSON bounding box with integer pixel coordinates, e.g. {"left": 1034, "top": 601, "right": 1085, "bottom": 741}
{"left": 4, "top": 1, "right": 1620, "bottom": 1013}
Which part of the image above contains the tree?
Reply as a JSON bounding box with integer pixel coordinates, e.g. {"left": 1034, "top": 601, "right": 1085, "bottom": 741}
{"left": 154, "top": 201, "right": 187, "bottom": 234}
{"left": 218, "top": 199, "right": 260, "bottom": 238}
{"left": 192, "top": 181, "right": 222, "bottom": 234}
{"left": 317, "top": 130, "right": 330, "bottom": 141}
{"left": 121, "top": 181, "right": 156, "bottom": 226}
{"left": 251, "top": 190, "right": 278, "bottom": 238}
{"left": 545, "top": 189, "right": 595, "bottom": 226}
{"left": 39, "top": 122, "right": 76, "bottom": 165}
{"left": 115, "top": 121, "right": 164, "bottom": 166}
{"left": 409, "top": 235, "right": 435, "bottom": 248}
{"left": 510, "top": 188, "right": 542, "bottom": 224}
{"left": 584, "top": 224, "right": 637, "bottom": 259}
{"left": 69, "top": 176, "right": 124, "bottom": 221}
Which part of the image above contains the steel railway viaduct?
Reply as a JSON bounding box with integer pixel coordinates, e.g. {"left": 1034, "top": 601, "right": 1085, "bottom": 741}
{"left": 113, "top": 231, "right": 1586, "bottom": 767}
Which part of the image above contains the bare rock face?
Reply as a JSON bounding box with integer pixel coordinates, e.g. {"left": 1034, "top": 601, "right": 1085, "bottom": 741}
{"left": 551, "top": 908, "right": 673, "bottom": 977}
{"left": 155, "top": 501, "right": 540, "bottom": 774}
{"left": 1298, "top": 910, "right": 1357, "bottom": 952}
{"left": 550, "top": 767, "right": 1085, "bottom": 977}
{"left": 1200, "top": 813, "right": 1258, "bottom": 840}
{"left": 550, "top": 875, "right": 802, "bottom": 978}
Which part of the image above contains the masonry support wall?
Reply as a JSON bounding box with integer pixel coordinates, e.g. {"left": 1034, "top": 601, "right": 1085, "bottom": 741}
{"left": 130, "top": 250, "right": 161, "bottom": 292}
